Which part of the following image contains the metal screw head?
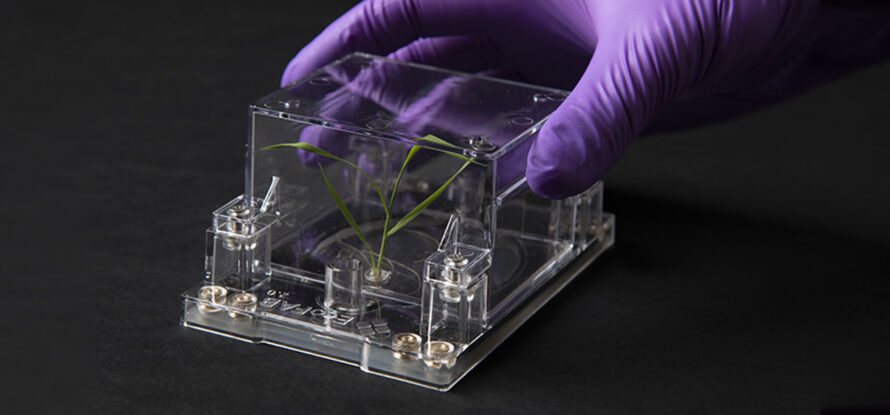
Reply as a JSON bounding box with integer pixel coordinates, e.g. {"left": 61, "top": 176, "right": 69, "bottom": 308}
{"left": 224, "top": 205, "right": 255, "bottom": 251}
{"left": 423, "top": 340, "right": 456, "bottom": 368}
{"left": 230, "top": 292, "right": 257, "bottom": 306}
{"left": 226, "top": 204, "right": 252, "bottom": 235}
{"left": 394, "top": 333, "right": 421, "bottom": 347}
{"left": 227, "top": 205, "right": 251, "bottom": 219}
{"left": 467, "top": 136, "right": 496, "bottom": 151}
{"left": 227, "top": 292, "right": 258, "bottom": 319}
{"left": 392, "top": 333, "right": 422, "bottom": 359}
{"left": 197, "top": 285, "right": 228, "bottom": 313}
{"left": 444, "top": 253, "right": 468, "bottom": 268}
{"left": 426, "top": 341, "right": 454, "bottom": 357}
{"left": 198, "top": 285, "right": 227, "bottom": 300}
{"left": 441, "top": 253, "right": 469, "bottom": 286}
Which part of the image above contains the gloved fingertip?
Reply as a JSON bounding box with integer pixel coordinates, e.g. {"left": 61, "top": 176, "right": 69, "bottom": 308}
{"left": 525, "top": 130, "right": 597, "bottom": 199}
{"left": 526, "top": 155, "right": 592, "bottom": 199}
{"left": 281, "top": 55, "right": 304, "bottom": 88}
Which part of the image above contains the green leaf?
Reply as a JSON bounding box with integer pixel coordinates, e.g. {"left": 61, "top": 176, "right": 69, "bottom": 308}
{"left": 318, "top": 163, "right": 374, "bottom": 254}
{"left": 388, "top": 145, "right": 421, "bottom": 210}
{"left": 431, "top": 148, "right": 486, "bottom": 166}
{"left": 386, "top": 159, "right": 472, "bottom": 237}
{"left": 262, "top": 142, "right": 389, "bottom": 214}
{"left": 416, "top": 134, "right": 460, "bottom": 149}
{"left": 376, "top": 144, "right": 421, "bottom": 272}
{"left": 262, "top": 142, "right": 339, "bottom": 159}
{"left": 414, "top": 135, "right": 485, "bottom": 166}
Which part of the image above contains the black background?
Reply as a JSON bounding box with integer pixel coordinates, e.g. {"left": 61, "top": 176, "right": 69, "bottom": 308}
{"left": 3, "top": 1, "right": 889, "bottom": 413}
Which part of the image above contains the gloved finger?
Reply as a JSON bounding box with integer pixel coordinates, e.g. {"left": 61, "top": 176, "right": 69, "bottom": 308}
{"left": 286, "top": 43, "right": 494, "bottom": 168}
{"left": 387, "top": 36, "right": 498, "bottom": 74}
{"left": 294, "top": 38, "right": 501, "bottom": 147}
{"left": 526, "top": 34, "right": 665, "bottom": 199}
{"left": 293, "top": 54, "right": 535, "bottom": 191}
{"left": 319, "top": 36, "right": 495, "bottom": 117}
{"left": 281, "top": 0, "right": 491, "bottom": 87}
{"left": 319, "top": 59, "right": 534, "bottom": 152}
{"left": 289, "top": 58, "right": 477, "bottom": 169}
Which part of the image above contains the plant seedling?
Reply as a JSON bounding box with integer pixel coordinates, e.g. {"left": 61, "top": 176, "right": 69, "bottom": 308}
{"left": 263, "top": 135, "right": 478, "bottom": 280}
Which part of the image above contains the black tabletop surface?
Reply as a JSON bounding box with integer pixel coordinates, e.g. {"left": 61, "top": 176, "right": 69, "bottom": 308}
{"left": 4, "top": 1, "right": 889, "bottom": 413}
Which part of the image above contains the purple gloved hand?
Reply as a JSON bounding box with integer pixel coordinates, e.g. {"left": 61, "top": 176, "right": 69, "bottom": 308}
{"left": 282, "top": 0, "right": 889, "bottom": 199}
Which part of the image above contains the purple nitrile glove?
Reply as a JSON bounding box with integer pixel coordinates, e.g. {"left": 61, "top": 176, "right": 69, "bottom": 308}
{"left": 284, "top": 58, "right": 537, "bottom": 189}
{"left": 282, "top": 0, "right": 890, "bottom": 199}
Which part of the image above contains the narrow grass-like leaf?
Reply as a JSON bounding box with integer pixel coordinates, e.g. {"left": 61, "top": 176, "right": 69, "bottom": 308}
{"left": 263, "top": 142, "right": 340, "bottom": 159}
{"left": 375, "top": 144, "right": 421, "bottom": 272}
{"left": 416, "top": 134, "right": 460, "bottom": 148}
{"left": 318, "top": 163, "right": 374, "bottom": 254}
{"left": 414, "top": 135, "right": 485, "bottom": 166}
{"left": 267, "top": 138, "right": 476, "bottom": 272}
{"left": 388, "top": 145, "right": 421, "bottom": 210}
{"left": 263, "top": 142, "right": 389, "bottom": 213}
{"left": 429, "top": 148, "right": 485, "bottom": 166}
{"left": 386, "top": 159, "right": 472, "bottom": 237}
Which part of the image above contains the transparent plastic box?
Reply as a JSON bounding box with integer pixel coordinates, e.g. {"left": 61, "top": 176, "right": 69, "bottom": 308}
{"left": 181, "top": 53, "right": 615, "bottom": 390}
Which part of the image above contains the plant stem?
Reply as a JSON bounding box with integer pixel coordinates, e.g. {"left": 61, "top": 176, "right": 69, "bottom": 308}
{"left": 264, "top": 137, "right": 474, "bottom": 278}
{"left": 375, "top": 208, "right": 390, "bottom": 275}
{"left": 373, "top": 145, "right": 420, "bottom": 276}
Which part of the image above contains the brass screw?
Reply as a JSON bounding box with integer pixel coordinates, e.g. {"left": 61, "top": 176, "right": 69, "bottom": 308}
{"left": 441, "top": 253, "right": 468, "bottom": 302}
{"left": 223, "top": 205, "right": 254, "bottom": 250}
{"left": 227, "top": 292, "right": 257, "bottom": 319}
{"left": 444, "top": 253, "right": 468, "bottom": 271}
{"left": 197, "top": 285, "right": 227, "bottom": 313}
{"left": 423, "top": 340, "right": 456, "bottom": 368}
{"left": 442, "top": 253, "right": 468, "bottom": 283}
{"left": 226, "top": 205, "right": 251, "bottom": 233}
{"left": 391, "top": 333, "right": 422, "bottom": 360}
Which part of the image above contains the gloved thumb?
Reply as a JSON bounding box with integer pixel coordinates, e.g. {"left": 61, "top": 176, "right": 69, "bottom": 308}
{"left": 526, "top": 35, "right": 671, "bottom": 199}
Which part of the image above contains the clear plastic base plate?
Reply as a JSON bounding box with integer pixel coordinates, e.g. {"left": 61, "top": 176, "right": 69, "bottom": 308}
{"left": 181, "top": 53, "right": 615, "bottom": 390}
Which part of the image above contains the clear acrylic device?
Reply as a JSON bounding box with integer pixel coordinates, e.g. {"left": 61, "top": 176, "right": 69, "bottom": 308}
{"left": 181, "top": 53, "right": 615, "bottom": 391}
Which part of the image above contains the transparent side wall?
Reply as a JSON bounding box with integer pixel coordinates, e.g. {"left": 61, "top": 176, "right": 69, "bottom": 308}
{"left": 247, "top": 111, "right": 491, "bottom": 305}
{"left": 186, "top": 109, "right": 604, "bottom": 385}
{"left": 182, "top": 53, "right": 613, "bottom": 389}
{"left": 486, "top": 178, "right": 604, "bottom": 323}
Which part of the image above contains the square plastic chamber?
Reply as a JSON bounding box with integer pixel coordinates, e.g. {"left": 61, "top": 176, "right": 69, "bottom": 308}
{"left": 181, "top": 53, "right": 614, "bottom": 390}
